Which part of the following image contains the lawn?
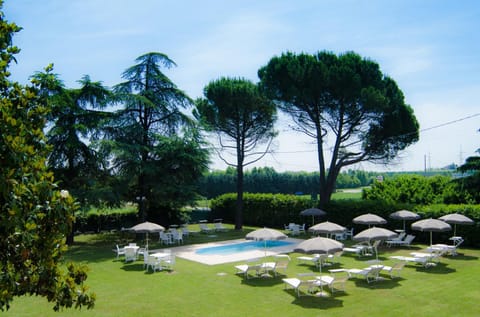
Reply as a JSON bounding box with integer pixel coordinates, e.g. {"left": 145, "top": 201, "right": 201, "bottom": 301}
{"left": 5, "top": 225, "right": 480, "bottom": 317}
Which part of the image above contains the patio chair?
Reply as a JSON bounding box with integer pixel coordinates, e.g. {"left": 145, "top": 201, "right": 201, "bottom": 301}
{"left": 159, "top": 231, "right": 172, "bottom": 245}
{"left": 297, "top": 253, "right": 328, "bottom": 270}
{"left": 262, "top": 254, "right": 291, "bottom": 277}
{"left": 214, "top": 222, "right": 228, "bottom": 232}
{"left": 318, "top": 274, "right": 349, "bottom": 295}
{"left": 161, "top": 254, "right": 175, "bottom": 271}
{"left": 113, "top": 245, "right": 126, "bottom": 259}
{"left": 387, "top": 234, "right": 415, "bottom": 248}
{"left": 124, "top": 247, "right": 137, "bottom": 263}
{"left": 282, "top": 276, "right": 320, "bottom": 297}
{"left": 327, "top": 250, "right": 343, "bottom": 265}
{"left": 429, "top": 237, "right": 464, "bottom": 255}
{"left": 347, "top": 265, "right": 384, "bottom": 283}
{"left": 146, "top": 255, "right": 162, "bottom": 272}
{"left": 385, "top": 232, "right": 406, "bottom": 247}
{"left": 199, "top": 223, "right": 214, "bottom": 233}
{"left": 234, "top": 263, "right": 262, "bottom": 279}
{"left": 298, "top": 223, "right": 306, "bottom": 234}
{"left": 170, "top": 229, "right": 183, "bottom": 244}
{"left": 381, "top": 261, "right": 405, "bottom": 279}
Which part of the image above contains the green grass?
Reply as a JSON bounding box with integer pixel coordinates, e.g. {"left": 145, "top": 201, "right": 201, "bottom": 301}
{"left": 5, "top": 226, "right": 480, "bottom": 317}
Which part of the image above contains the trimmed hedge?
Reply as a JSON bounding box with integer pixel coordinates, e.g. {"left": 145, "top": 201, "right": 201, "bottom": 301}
{"left": 210, "top": 193, "right": 480, "bottom": 247}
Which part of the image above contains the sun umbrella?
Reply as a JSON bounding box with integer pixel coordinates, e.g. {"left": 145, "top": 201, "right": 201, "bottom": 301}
{"left": 245, "top": 227, "right": 287, "bottom": 258}
{"left": 129, "top": 221, "right": 165, "bottom": 249}
{"left": 353, "top": 213, "right": 387, "bottom": 227}
{"left": 411, "top": 218, "right": 451, "bottom": 246}
{"left": 294, "top": 237, "right": 343, "bottom": 297}
{"left": 308, "top": 221, "right": 346, "bottom": 237}
{"left": 353, "top": 227, "right": 398, "bottom": 242}
{"left": 438, "top": 213, "right": 474, "bottom": 236}
{"left": 389, "top": 210, "right": 421, "bottom": 232}
{"left": 294, "top": 237, "right": 344, "bottom": 255}
{"left": 300, "top": 208, "right": 327, "bottom": 225}
{"left": 353, "top": 227, "right": 397, "bottom": 261}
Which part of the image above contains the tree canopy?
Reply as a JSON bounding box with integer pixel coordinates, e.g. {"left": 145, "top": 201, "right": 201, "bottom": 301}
{"left": 195, "top": 77, "right": 277, "bottom": 229}
{"left": 259, "top": 51, "right": 419, "bottom": 205}
{"left": 0, "top": 4, "right": 95, "bottom": 311}
{"left": 101, "top": 52, "right": 209, "bottom": 223}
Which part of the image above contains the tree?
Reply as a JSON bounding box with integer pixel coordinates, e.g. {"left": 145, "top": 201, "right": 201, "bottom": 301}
{"left": 32, "top": 68, "right": 114, "bottom": 210}
{"left": 0, "top": 4, "right": 94, "bottom": 311}
{"left": 195, "top": 77, "right": 277, "bottom": 229}
{"left": 259, "top": 51, "right": 419, "bottom": 205}
{"left": 103, "top": 52, "right": 209, "bottom": 222}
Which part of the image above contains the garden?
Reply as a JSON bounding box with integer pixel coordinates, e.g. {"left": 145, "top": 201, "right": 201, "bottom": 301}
{"left": 4, "top": 225, "right": 479, "bottom": 317}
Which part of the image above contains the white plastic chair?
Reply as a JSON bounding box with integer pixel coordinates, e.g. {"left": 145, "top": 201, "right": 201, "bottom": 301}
{"left": 171, "top": 229, "right": 183, "bottom": 244}
{"left": 124, "top": 247, "right": 137, "bottom": 262}
{"left": 114, "top": 245, "right": 126, "bottom": 259}
{"left": 162, "top": 254, "right": 175, "bottom": 271}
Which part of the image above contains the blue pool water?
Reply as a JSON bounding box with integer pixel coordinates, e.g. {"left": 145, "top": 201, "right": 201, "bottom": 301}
{"left": 196, "top": 240, "right": 294, "bottom": 255}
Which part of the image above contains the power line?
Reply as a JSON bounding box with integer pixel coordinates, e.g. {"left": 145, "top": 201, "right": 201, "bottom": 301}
{"left": 272, "top": 112, "right": 480, "bottom": 154}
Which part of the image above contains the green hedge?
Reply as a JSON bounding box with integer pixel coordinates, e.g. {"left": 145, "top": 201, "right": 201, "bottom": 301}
{"left": 74, "top": 211, "right": 138, "bottom": 233}
{"left": 210, "top": 193, "right": 480, "bottom": 247}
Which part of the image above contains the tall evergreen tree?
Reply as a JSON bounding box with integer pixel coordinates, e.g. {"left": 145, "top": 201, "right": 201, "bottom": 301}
{"left": 104, "top": 52, "right": 208, "bottom": 222}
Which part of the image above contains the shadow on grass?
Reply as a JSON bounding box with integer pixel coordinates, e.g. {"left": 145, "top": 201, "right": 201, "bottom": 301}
{"left": 349, "top": 277, "right": 402, "bottom": 289}
{"left": 240, "top": 276, "right": 284, "bottom": 287}
{"left": 413, "top": 262, "right": 456, "bottom": 274}
{"left": 288, "top": 292, "right": 344, "bottom": 309}
{"left": 121, "top": 263, "right": 145, "bottom": 272}
{"left": 447, "top": 254, "right": 478, "bottom": 261}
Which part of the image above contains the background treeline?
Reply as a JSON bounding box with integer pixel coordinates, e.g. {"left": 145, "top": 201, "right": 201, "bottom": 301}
{"left": 209, "top": 193, "right": 480, "bottom": 247}
{"left": 197, "top": 166, "right": 455, "bottom": 199}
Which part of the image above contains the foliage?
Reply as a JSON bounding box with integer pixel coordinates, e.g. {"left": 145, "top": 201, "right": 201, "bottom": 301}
{"left": 197, "top": 166, "right": 378, "bottom": 198}
{"left": 258, "top": 51, "right": 419, "bottom": 205}
{"left": 32, "top": 67, "right": 115, "bottom": 208}
{"left": 195, "top": 77, "right": 277, "bottom": 229}
{"left": 0, "top": 3, "right": 94, "bottom": 310}
{"left": 101, "top": 52, "right": 209, "bottom": 223}
{"left": 362, "top": 174, "right": 470, "bottom": 205}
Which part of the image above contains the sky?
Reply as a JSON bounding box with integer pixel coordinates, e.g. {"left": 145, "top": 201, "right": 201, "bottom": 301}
{"left": 4, "top": 0, "right": 480, "bottom": 173}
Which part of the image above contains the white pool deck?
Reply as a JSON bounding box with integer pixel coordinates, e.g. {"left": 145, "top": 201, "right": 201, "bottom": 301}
{"left": 150, "top": 237, "right": 303, "bottom": 265}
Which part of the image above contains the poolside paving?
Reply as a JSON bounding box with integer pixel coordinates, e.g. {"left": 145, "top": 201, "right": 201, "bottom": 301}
{"left": 151, "top": 238, "right": 303, "bottom": 265}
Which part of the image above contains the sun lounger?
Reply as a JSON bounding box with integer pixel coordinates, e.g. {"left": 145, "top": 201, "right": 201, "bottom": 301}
{"left": 317, "top": 274, "right": 349, "bottom": 295}
{"left": 347, "top": 265, "right": 384, "bottom": 283}
{"left": 282, "top": 277, "right": 320, "bottom": 297}
{"left": 387, "top": 234, "right": 415, "bottom": 248}
{"left": 235, "top": 263, "right": 262, "bottom": 279}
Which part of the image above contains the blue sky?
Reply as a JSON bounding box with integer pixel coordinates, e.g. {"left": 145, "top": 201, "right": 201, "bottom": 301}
{"left": 4, "top": 0, "right": 480, "bottom": 172}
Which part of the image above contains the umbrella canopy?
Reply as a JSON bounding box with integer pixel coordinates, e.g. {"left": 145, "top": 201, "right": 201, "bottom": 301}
{"left": 389, "top": 210, "right": 421, "bottom": 231}
{"left": 129, "top": 221, "right": 165, "bottom": 249}
{"left": 308, "top": 221, "right": 346, "bottom": 236}
{"left": 245, "top": 228, "right": 287, "bottom": 241}
{"left": 353, "top": 213, "right": 387, "bottom": 227}
{"left": 294, "top": 237, "right": 344, "bottom": 255}
{"left": 353, "top": 227, "right": 398, "bottom": 242}
{"left": 299, "top": 208, "right": 327, "bottom": 225}
{"left": 438, "top": 213, "right": 474, "bottom": 236}
{"left": 411, "top": 218, "right": 451, "bottom": 246}
{"left": 245, "top": 228, "right": 287, "bottom": 258}
{"left": 353, "top": 227, "right": 397, "bottom": 261}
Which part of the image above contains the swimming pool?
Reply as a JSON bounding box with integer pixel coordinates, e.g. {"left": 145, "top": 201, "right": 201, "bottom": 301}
{"left": 196, "top": 240, "right": 294, "bottom": 255}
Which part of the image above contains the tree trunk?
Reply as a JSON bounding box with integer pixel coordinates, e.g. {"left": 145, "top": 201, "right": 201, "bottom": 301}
{"left": 235, "top": 165, "right": 244, "bottom": 230}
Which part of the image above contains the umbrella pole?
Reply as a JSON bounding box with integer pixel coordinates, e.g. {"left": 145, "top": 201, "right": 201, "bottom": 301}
{"left": 430, "top": 232, "right": 432, "bottom": 246}
{"left": 454, "top": 224, "right": 457, "bottom": 237}
{"left": 403, "top": 220, "right": 406, "bottom": 232}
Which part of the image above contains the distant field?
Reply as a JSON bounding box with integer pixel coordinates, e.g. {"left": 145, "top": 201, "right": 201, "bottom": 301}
{"left": 332, "top": 188, "right": 364, "bottom": 200}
